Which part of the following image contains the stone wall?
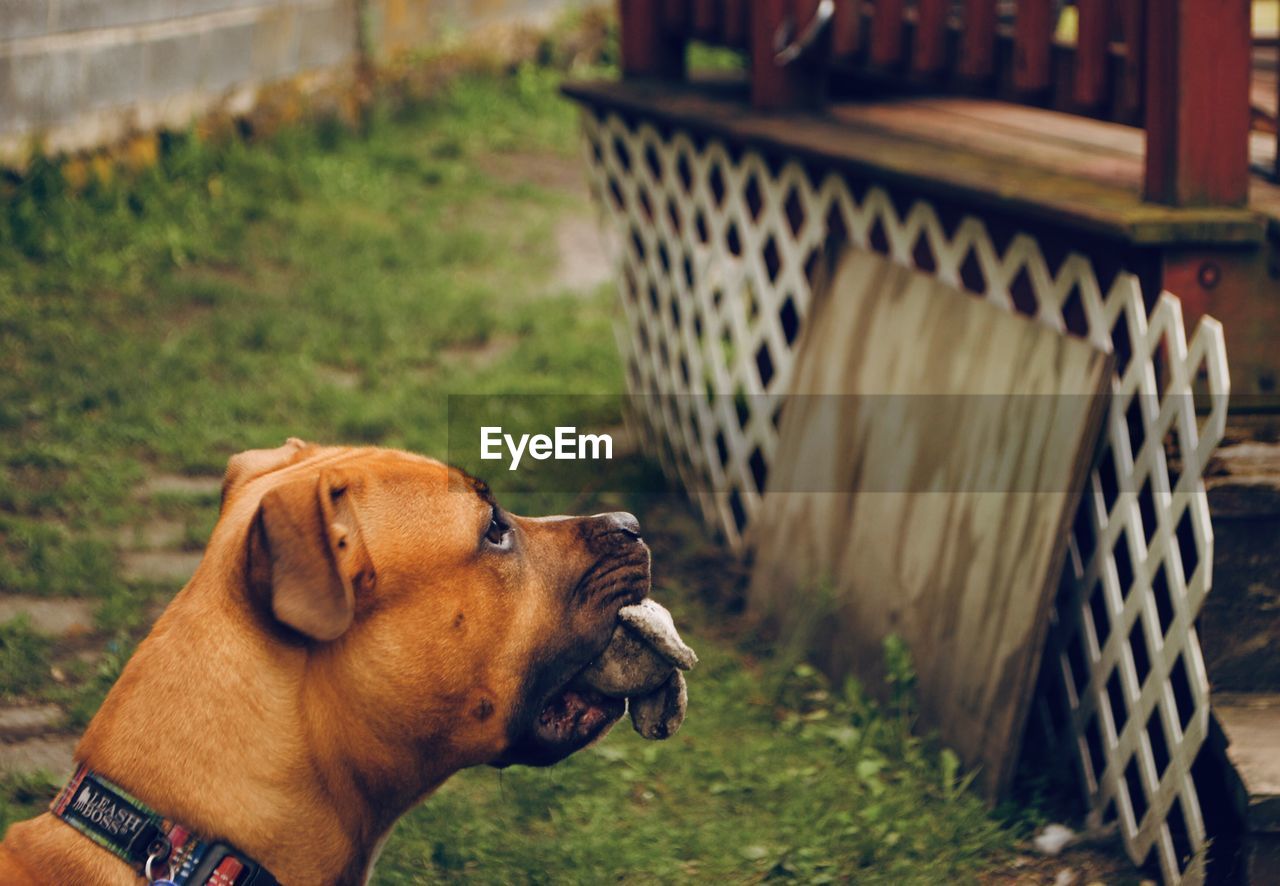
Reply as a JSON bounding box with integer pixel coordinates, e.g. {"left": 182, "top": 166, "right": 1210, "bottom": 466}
{"left": 0, "top": 0, "right": 589, "bottom": 164}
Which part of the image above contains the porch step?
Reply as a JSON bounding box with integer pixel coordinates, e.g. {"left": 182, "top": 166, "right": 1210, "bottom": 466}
{"left": 1213, "top": 693, "right": 1280, "bottom": 882}
{"left": 1202, "top": 432, "right": 1280, "bottom": 878}
{"left": 1215, "top": 693, "right": 1280, "bottom": 834}
{"left": 1202, "top": 437, "right": 1280, "bottom": 693}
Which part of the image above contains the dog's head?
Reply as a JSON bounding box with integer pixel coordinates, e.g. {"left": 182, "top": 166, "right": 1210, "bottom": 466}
{"left": 218, "top": 439, "right": 650, "bottom": 775}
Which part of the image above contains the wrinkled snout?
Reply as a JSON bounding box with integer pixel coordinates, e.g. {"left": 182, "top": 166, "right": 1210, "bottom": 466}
{"left": 571, "top": 511, "right": 650, "bottom": 613}
{"left": 581, "top": 511, "right": 644, "bottom": 550}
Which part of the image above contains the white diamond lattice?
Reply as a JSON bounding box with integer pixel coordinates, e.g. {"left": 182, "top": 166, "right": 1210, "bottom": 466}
{"left": 580, "top": 107, "right": 1230, "bottom": 884}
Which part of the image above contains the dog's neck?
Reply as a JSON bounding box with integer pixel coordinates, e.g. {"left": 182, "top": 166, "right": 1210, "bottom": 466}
{"left": 64, "top": 567, "right": 452, "bottom": 884}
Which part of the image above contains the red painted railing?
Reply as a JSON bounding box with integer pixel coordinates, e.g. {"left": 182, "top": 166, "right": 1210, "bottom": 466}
{"left": 619, "top": 0, "right": 1252, "bottom": 208}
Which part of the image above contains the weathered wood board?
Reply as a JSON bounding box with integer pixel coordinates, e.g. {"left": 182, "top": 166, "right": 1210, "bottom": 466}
{"left": 748, "top": 249, "right": 1112, "bottom": 800}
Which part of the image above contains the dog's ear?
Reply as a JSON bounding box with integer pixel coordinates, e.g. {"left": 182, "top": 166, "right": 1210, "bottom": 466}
{"left": 247, "top": 469, "right": 374, "bottom": 642}
{"left": 222, "top": 438, "right": 310, "bottom": 512}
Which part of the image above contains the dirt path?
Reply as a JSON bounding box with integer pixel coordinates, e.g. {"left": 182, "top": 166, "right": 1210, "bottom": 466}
{"left": 0, "top": 473, "right": 220, "bottom": 777}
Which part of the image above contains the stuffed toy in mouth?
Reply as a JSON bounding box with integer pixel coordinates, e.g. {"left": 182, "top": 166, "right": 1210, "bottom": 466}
{"left": 580, "top": 598, "right": 698, "bottom": 740}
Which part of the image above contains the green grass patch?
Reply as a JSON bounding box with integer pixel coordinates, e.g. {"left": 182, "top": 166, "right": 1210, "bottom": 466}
{"left": 0, "top": 617, "right": 53, "bottom": 698}
{"left": 377, "top": 637, "right": 1014, "bottom": 885}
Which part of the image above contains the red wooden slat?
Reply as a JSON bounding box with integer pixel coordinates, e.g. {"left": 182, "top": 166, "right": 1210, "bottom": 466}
{"left": 912, "top": 0, "right": 948, "bottom": 74}
{"left": 870, "top": 0, "right": 905, "bottom": 67}
{"left": 1012, "top": 0, "right": 1053, "bottom": 92}
{"left": 1115, "top": 0, "right": 1144, "bottom": 120}
{"left": 752, "top": 0, "right": 799, "bottom": 107}
{"left": 792, "top": 0, "right": 822, "bottom": 33}
{"left": 722, "top": 0, "right": 748, "bottom": 47}
{"left": 621, "top": 0, "right": 684, "bottom": 77}
{"left": 831, "top": 0, "right": 863, "bottom": 59}
{"left": 1143, "top": 5, "right": 1172, "bottom": 199}
{"left": 694, "top": 0, "right": 719, "bottom": 38}
{"left": 1144, "top": 0, "right": 1251, "bottom": 206}
{"left": 958, "top": 0, "right": 997, "bottom": 81}
{"left": 1073, "top": 0, "right": 1108, "bottom": 108}
{"left": 789, "top": 0, "right": 824, "bottom": 60}
{"left": 748, "top": 0, "right": 826, "bottom": 108}
{"left": 663, "top": 0, "right": 687, "bottom": 33}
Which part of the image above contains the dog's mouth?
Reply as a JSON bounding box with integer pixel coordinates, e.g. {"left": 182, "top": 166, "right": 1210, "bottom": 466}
{"left": 534, "top": 678, "right": 627, "bottom": 750}
{"left": 492, "top": 661, "right": 628, "bottom": 769}
{"left": 493, "top": 558, "right": 649, "bottom": 768}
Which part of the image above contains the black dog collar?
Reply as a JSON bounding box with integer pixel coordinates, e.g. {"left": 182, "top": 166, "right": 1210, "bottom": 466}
{"left": 52, "top": 765, "right": 280, "bottom": 885}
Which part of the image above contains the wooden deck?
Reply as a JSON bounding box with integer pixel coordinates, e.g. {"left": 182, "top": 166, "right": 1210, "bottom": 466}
{"left": 565, "top": 76, "right": 1274, "bottom": 246}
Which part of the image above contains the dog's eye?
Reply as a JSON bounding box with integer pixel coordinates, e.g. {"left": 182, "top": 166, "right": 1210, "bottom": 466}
{"left": 484, "top": 508, "right": 512, "bottom": 550}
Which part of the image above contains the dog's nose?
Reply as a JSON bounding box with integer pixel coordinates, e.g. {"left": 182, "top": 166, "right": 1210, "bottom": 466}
{"left": 600, "top": 511, "right": 642, "bottom": 542}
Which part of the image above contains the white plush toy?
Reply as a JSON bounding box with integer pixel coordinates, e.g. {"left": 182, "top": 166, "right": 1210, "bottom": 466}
{"left": 580, "top": 598, "right": 697, "bottom": 740}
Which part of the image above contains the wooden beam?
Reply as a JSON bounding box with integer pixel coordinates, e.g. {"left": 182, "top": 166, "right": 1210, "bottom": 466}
{"left": 1144, "top": 0, "right": 1251, "bottom": 206}
{"left": 620, "top": 0, "right": 685, "bottom": 78}
{"left": 1012, "top": 0, "right": 1053, "bottom": 93}
{"left": 958, "top": 0, "right": 997, "bottom": 81}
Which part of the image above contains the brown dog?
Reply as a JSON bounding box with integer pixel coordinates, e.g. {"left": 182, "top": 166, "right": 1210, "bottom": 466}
{"left": 0, "top": 439, "right": 652, "bottom": 884}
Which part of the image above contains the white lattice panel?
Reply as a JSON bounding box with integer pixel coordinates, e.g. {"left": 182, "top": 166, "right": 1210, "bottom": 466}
{"left": 581, "top": 107, "right": 1230, "bottom": 883}
{"left": 1047, "top": 286, "right": 1228, "bottom": 883}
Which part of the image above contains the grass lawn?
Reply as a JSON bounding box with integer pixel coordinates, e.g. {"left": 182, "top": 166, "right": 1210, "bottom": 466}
{"left": 0, "top": 33, "right": 1133, "bottom": 885}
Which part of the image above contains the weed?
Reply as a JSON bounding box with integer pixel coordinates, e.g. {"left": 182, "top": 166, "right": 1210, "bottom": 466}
{"left": 883, "top": 634, "right": 918, "bottom": 718}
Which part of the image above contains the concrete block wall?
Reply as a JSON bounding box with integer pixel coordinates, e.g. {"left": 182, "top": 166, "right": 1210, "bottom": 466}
{"left": 0, "top": 0, "right": 587, "bottom": 165}
{"left": 0, "top": 0, "right": 359, "bottom": 162}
